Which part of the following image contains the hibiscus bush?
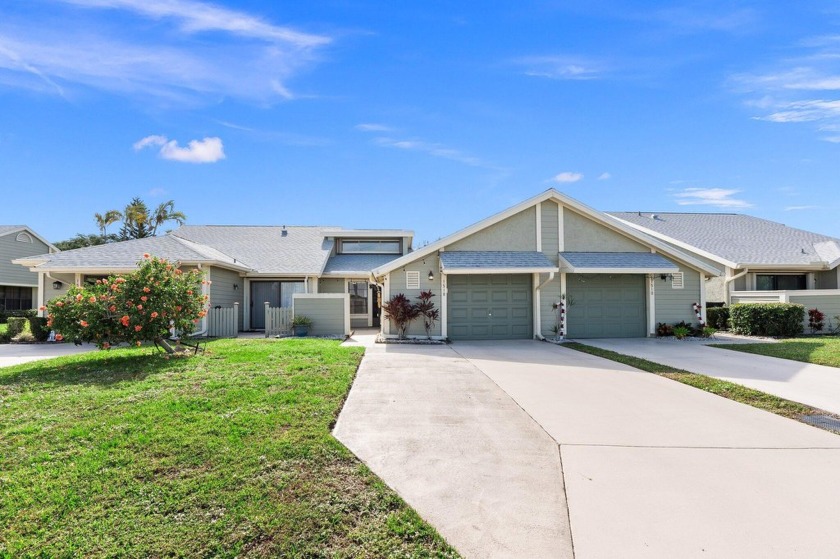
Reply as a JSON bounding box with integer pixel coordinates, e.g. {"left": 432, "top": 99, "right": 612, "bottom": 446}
{"left": 45, "top": 255, "right": 208, "bottom": 352}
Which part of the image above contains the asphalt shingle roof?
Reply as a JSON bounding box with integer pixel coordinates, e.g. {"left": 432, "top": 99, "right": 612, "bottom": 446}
{"left": 0, "top": 225, "right": 27, "bottom": 236}
{"left": 440, "top": 251, "right": 556, "bottom": 270}
{"left": 559, "top": 251, "right": 678, "bottom": 270}
{"left": 172, "top": 226, "right": 334, "bottom": 275}
{"left": 608, "top": 212, "right": 840, "bottom": 267}
{"left": 322, "top": 254, "right": 400, "bottom": 274}
{"left": 22, "top": 235, "right": 244, "bottom": 270}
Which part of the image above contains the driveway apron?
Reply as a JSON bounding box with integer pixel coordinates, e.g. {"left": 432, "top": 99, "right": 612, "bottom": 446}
{"left": 582, "top": 337, "right": 840, "bottom": 416}
{"left": 453, "top": 341, "right": 840, "bottom": 559}
{"left": 333, "top": 343, "right": 574, "bottom": 559}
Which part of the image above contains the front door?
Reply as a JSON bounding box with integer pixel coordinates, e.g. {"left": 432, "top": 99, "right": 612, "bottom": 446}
{"left": 250, "top": 281, "right": 281, "bottom": 329}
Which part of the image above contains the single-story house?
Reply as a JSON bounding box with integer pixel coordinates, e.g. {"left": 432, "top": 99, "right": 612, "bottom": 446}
{"left": 0, "top": 225, "right": 58, "bottom": 313}
{"left": 14, "top": 226, "right": 414, "bottom": 338}
{"left": 608, "top": 212, "right": 840, "bottom": 322}
{"left": 20, "top": 189, "right": 838, "bottom": 339}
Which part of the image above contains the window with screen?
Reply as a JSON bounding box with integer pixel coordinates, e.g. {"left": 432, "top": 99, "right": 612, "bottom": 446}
{"left": 0, "top": 286, "right": 33, "bottom": 311}
{"left": 348, "top": 281, "right": 368, "bottom": 314}
{"left": 756, "top": 274, "right": 806, "bottom": 290}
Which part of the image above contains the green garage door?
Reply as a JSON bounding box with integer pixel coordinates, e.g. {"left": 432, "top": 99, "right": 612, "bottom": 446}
{"left": 566, "top": 274, "right": 646, "bottom": 338}
{"left": 448, "top": 274, "right": 532, "bottom": 340}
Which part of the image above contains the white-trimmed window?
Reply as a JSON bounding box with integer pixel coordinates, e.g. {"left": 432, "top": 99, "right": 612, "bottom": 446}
{"left": 671, "top": 272, "right": 684, "bottom": 289}
{"left": 406, "top": 271, "right": 420, "bottom": 289}
{"left": 340, "top": 239, "right": 401, "bottom": 254}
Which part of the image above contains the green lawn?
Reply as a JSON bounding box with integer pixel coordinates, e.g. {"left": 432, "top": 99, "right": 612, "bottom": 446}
{"left": 563, "top": 342, "right": 818, "bottom": 420}
{"left": 710, "top": 336, "right": 840, "bottom": 368}
{"left": 0, "top": 339, "right": 458, "bottom": 558}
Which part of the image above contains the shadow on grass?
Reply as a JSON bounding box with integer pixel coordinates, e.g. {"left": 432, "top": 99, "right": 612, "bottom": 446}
{"left": 0, "top": 350, "right": 185, "bottom": 388}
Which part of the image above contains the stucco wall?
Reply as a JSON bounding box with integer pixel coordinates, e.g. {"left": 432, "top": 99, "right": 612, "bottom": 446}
{"left": 655, "top": 265, "right": 702, "bottom": 326}
{"left": 563, "top": 208, "right": 648, "bottom": 252}
{"left": 448, "top": 207, "right": 537, "bottom": 251}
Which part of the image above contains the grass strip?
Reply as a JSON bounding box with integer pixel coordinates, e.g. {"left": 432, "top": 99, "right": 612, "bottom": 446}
{"left": 709, "top": 337, "right": 840, "bottom": 369}
{"left": 562, "top": 342, "right": 828, "bottom": 423}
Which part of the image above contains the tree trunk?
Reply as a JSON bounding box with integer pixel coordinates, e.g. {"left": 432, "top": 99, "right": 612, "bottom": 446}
{"left": 155, "top": 337, "right": 177, "bottom": 354}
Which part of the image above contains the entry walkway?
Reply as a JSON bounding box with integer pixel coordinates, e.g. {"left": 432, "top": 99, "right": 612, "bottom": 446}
{"left": 581, "top": 337, "right": 840, "bottom": 415}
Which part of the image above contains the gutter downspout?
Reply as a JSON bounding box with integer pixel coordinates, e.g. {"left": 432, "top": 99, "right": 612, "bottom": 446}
{"left": 723, "top": 267, "right": 749, "bottom": 306}
{"left": 534, "top": 272, "right": 555, "bottom": 340}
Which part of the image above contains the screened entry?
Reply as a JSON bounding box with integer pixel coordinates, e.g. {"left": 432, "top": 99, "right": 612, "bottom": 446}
{"left": 250, "top": 281, "right": 305, "bottom": 329}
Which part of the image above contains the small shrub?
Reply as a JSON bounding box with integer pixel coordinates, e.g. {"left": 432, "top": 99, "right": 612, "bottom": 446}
{"left": 382, "top": 294, "right": 420, "bottom": 339}
{"left": 291, "top": 315, "right": 313, "bottom": 327}
{"left": 415, "top": 290, "right": 440, "bottom": 339}
{"left": 701, "top": 326, "right": 718, "bottom": 338}
{"left": 656, "top": 322, "right": 673, "bottom": 337}
{"left": 673, "top": 326, "right": 690, "bottom": 340}
{"left": 6, "top": 317, "right": 27, "bottom": 337}
{"left": 706, "top": 307, "right": 730, "bottom": 330}
{"left": 28, "top": 317, "right": 50, "bottom": 342}
{"left": 729, "top": 303, "right": 805, "bottom": 337}
{"left": 808, "top": 308, "right": 825, "bottom": 334}
{"left": 673, "top": 320, "right": 698, "bottom": 336}
{"left": 0, "top": 330, "right": 10, "bottom": 344}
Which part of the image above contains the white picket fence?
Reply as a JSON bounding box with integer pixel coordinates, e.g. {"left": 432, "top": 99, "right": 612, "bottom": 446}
{"left": 265, "top": 303, "right": 293, "bottom": 337}
{"left": 206, "top": 303, "right": 239, "bottom": 338}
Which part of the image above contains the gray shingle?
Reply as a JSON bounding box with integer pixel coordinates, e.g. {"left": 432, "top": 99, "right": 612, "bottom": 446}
{"left": 440, "top": 251, "right": 556, "bottom": 270}
{"left": 173, "top": 226, "right": 334, "bottom": 275}
{"left": 322, "top": 254, "right": 400, "bottom": 274}
{"left": 609, "top": 212, "right": 840, "bottom": 267}
{"left": 559, "top": 252, "right": 678, "bottom": 270}
{"left": 0, "top": 225, "right": 27, "bottom": 237}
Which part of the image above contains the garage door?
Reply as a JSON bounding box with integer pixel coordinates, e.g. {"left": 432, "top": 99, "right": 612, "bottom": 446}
{"left": 566, "top": 274, "right": 646, "bottom": 338}
{"left": 447, "top": 274, "right": 532, "bottom": 340}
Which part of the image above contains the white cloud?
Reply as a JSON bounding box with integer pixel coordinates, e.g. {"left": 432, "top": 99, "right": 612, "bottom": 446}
{"left": 134, "top": 135, "right": 225, "bottom": 163}
{"left": 784, "top": 205, "right": 819, "bottom": 211}
{"left": 515, "top": 55, "right": 603, "bottom": 80}
{"left": 373, "top": 136, "right": 494, "bottom": 168}
{"left": 673, "top": 188, "right": 752, "bottom": 208}
{"left": 0, "top": 1, "right": 331, "bottom": 104}
{"left": 148, "top": 187, "right": 168, "bottom": 197}
{"left": 552, "top": 172, "right": 584, "bottom": 183}
{"left": 356, "top": 123, "right": 392, "bottom": 132}
{"left": 597, "top": 172, "right": 611, "bottom": 180}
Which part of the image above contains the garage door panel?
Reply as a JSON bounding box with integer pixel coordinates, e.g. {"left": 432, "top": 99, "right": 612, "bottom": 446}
{"left": 448, "top": 274, "right": 532, "bottom": 340}
{"left": 567, "top": 274, "right": 646, "bottom": 338}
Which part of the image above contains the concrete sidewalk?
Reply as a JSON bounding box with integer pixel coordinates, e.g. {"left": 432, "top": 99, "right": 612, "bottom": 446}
{"left": 0, "top": 342, "right": 95, "bottom": 368}
{"left": 333, "top": 343, "right": 574, "bottom": 559}
{"left": 452, "top": 341, "right": 840, "bottom": 559}
{"left": 581, "top": 337, "right": 840, "bottom": 415}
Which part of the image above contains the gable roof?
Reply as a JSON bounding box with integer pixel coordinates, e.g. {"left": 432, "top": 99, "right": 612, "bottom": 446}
{"left": 558, "top": 252, "right": 679, "bottom": 274}
{"left": 172, "top": 226, "right": 334, "bottom": 276}
{"left": 608, "top": 212, "right": 840, "bottom": 270}
{"left": 371, "top": 189, "right": 721, "bottom": 277}
{"left": 0, "top": 225, "right": 58, "bottom": 252}
{"left": 14, "top": 235, "right": 249, "bottom": 273}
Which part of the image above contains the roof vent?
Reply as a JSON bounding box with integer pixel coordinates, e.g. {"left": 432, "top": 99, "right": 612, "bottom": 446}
{"left": 801, "top": 248, "right": 806, "bottom": 254}
{"left": 650, "top": 214, "right": 659, "bottom": 220}
{"left": 281, "top": 226, "right": 288, "bottom": 237}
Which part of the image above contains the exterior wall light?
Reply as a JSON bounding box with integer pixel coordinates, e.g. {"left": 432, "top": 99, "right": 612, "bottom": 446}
{"left": 428, "top": 271, "right": 434, "bottom": 281}
{"left": 52, "top": 280, "right": 63, "bottom": 289}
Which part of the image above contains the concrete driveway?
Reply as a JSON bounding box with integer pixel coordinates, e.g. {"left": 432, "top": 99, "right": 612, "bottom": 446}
{"left": 580, "top": 337, "right": 840, "bottom": 415}
{"left": 0, "top": 342, "right": 95, "bottom": 368}
{"left": 337, "top": 339, "right": 840, "bottom": 559}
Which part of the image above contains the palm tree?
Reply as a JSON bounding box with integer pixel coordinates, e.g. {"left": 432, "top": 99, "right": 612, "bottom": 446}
{"left": 150, "top": 200, "right": 187, "bottom": 235}
{"left": 94, "top": 210, "right": 123, "bottom": 236}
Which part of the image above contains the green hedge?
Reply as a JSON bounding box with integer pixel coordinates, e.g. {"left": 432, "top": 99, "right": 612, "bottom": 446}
{"left": 729, "top": 303, "right": 804, "bottom": 337}
{"left": 706, "top": 307, "right": 730, "bottom": 330}
{"left": 0, "top": 309, "right": 36, "bottom": 324}
{"left": 28, "top": 317, "right": 50, "bottom": 342}
{"left": 6, "top": 317, "right": 27, "bottom": 338}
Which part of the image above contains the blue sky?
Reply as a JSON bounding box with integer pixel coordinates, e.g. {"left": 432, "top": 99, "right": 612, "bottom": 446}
{"left": 2, "top": 1, "right": 840, "bottom": 245}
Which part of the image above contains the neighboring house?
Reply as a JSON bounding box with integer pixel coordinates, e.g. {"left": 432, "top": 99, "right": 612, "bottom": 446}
{"left": 608, "top": 212, "right": 840, "bottom": 322}
{"left": 0, "top": 226, "right": 58, "bottom": 313}
{"left": 14, "top": 226, "right": 413, "bottom": 337}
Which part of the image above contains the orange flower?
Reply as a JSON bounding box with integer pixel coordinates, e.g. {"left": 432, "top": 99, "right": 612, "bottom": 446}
{"left": 115, "top": 277, "right": 126, "bottom": 284}
{"left": 150, "top": 311, "right": 159, "bottom": 318}
{"left": 39, "top": 305, "right": 46, "bottom": 311}
{"left": 136, "top": 341, "right": 142, "bottom": 347}
{"left": 175, "top": 269, "right": 182, "bottom": 275}
{"left": 140, "top": 296, "right": 148, "bottom": 302}
{"left": 79, "top": 320, "right": 89, "bottom": 327}
{"left": 186, "top": 290, "right": 193, "bottom": 295}
{"left": 56, "top": 301, "right": 64, "bottom": 307}
{"left": 55, "top": 333, "right": 63, "bottom": 341}
{"left": 120, "top": 315, "right": 130, "bottom": 327}
{"left": 176, "top": 306, "right": 182, "bottom": 312}
{"left": 143, "top": 253, "right": 150, "bottom": 259}
{"left": 134, "top": 325, "right": 142, "bottom": 332}
{"left": 109, "top": 305, "right": 117, "bottom": 312}
{"left": 198, "top": 310, "right": 207, "bottom": 318}
{"left": 143, "top": 286, "right": 151, "bottom": 293}
{"left": 75, "top": 294, "right": 83, "bottom": 302}
{"left": 136, "top": 304, "right": 143, "bottom": 310}
{"left": 102, "top": 342, "right": 110, "bottom": 349}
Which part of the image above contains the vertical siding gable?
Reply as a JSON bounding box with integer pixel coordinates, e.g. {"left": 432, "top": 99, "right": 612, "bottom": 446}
{"left": 540, "top": 202, "right": 559, "bottom": 264}
{"left": 448, "top": 207, "right": 537, "bottom": 252}
{"left": 563, "top": 209, "right": 648, "bottom": 252}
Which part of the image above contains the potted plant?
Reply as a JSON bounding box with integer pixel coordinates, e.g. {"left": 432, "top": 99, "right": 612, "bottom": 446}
{"left": 292, "top": 315, "right": 313, "bottom": 337}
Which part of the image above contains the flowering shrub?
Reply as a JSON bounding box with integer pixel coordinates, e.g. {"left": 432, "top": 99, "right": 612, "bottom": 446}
{"left": 45, "top": 255, "right": 208, "bottom": 352}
